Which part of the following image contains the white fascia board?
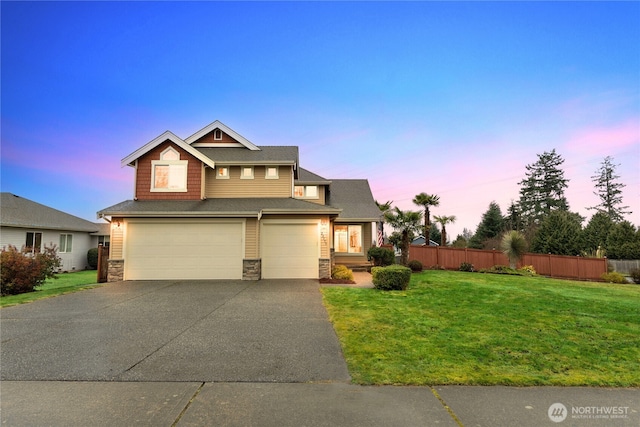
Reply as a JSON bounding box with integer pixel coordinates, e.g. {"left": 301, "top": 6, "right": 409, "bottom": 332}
{"left": 121, "top": 131, "right": 216, "bottom": 169}
{"left": 184, "top": 120, "right": 261, "bottom": 151}
{"left": 260, "top": 208, "right": 342, "bottom": 216}
{"left": 98, "top": 211, "right": 260, "bottom": 218}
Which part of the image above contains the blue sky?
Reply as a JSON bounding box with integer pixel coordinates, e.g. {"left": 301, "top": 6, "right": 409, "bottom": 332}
{"left": 2, "top": 1, "right": 638, "bottom": 239}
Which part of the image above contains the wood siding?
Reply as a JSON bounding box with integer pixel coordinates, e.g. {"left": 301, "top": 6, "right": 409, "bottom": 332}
{"left": 110, "top": 219, "right": 124, "bottom": 259}
{"left": 135, "top": 140, "right": 202, "bottom": 200}
{"left": 245, "top": 218, "right": 258, "bottom": 258}
{"left": 205, "top": 166, "right": 291, "bottom": 198}
{"left": 192, "top": 129, "right": 237, "bottom": 144}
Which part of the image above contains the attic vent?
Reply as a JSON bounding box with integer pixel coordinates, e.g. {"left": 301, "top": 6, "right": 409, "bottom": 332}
{"left": 214, "top": 129, "right": 222, "bottom": 140}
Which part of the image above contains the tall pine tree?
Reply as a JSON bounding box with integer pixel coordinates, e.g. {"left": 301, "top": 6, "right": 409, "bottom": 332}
{"left": 518, "top": 149, "right": 569, "bottom": 225}
{"left": 589, "top": 156, "right": 631, "bottom": 223}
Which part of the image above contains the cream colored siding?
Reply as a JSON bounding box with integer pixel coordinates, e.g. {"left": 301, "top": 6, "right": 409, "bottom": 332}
{"left": 110, "top": 219, "right": 124, "bottom": 259}
{"left": 245, "top": 218, "right": 258, "bottom": 258}
{"left": 205, "top": 166, "right": 291, "bottom": 198}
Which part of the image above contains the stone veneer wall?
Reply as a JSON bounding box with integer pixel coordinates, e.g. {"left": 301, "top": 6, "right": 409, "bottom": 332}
{"left": 107, "top": 259, "right": 124, "bottom": 282}
{"left": 319, "top": 258, "right": 331, "bottom": 279}
{"left": 243, "top": 259, "right": 261, "bottom": 280}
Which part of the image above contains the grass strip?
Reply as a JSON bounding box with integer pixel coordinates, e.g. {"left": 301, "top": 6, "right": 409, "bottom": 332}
{"left": 1, "top": 270, "right": 102, "bottom": 307}
{"left": 322, "top": 270, "right": 640, "bottom": 386}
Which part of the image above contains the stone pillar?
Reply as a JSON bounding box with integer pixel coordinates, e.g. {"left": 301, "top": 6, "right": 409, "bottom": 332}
{"left": 243, "top": 259, "right": 261, "bottom": 280}
{"left": 107, "top": 259, "right": 124, "bottom": 282}
{"left": 319, "top": 258, "right": 331, "bottom": 279}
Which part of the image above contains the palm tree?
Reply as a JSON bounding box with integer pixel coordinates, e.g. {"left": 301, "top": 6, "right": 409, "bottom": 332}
{"left": 501, "top": 230, "right": 528, "bottom": 269}
{"left": 412, "top": 193, "right": 440, "bottom": 244}
{"left": 384, "top": 207, "right": 422, "bottom": 265}
{"left": 433, "top": 215, "right": 456, "bottom": 246}
{"left": 375, "top": 200, "right": 393, "bottom": 247}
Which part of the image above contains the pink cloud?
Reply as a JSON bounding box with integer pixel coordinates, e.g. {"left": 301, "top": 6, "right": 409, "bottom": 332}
{"left": 564, "top": 119, "right": 640, "bottom": 157}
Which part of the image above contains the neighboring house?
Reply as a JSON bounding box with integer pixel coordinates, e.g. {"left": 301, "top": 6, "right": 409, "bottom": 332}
{"left": 90, "top": 222, "right": 111, "bottom": 248}
{"left": 97, "top": 120, "right": 381, "bottom": 281}
{"left": 0, "top": 192, "right": 99, "bottom": 271}
{"left": 411, "top": 236, "right": 440, "bottom": 246}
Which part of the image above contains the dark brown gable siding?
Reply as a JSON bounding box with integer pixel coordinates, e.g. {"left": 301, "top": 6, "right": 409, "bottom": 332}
{"left": 192, "top": 130, "right": 238, "bottom": 144}
{"left": 135, "top": 140, "right": 202, "bottom": 200}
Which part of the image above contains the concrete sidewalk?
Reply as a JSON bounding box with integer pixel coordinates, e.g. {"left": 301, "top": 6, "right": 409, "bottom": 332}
{"left": 2, "top": 381, "right": 638, "bottom": 426}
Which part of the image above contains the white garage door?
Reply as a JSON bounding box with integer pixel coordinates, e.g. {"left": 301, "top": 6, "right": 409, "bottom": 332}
{"left": 125, "top": 221, "right": 243, "bottom": 280}
{"left": 261, "top": 222, "right": 319, "bottom": 279}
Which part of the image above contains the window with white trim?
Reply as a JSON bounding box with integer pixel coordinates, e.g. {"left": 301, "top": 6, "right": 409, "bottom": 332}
{"left": 216, "top": 167, "right": 229, "bottom": 179}
{"left": 98, "top": 236, "right": 110, "bottom": 247}
{"left": 25, "top": 232, "right": 42, "bottom": 253}
{"left": 241, "top": 166, "right": 254, "bottom": 179}
{"left": 265, "top": 166, "right": 279, "bottom": 179}
{"left": 214, "top": 128, "right": 222, "bottom": 140}
{"left": 151, "top": 148, "right": 187, "bottom": 192}
{"left": 59, "top": 234, "right": 73, "bottom": 253}
{"left": 294, "top": 185, "right": 318, "bottom": 199}
{"left": 334, "top": 225, "right": 363, "bottom": 254}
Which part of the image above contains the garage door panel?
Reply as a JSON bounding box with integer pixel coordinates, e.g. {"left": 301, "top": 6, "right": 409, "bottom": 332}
{"left": 125, "top": 222, "right": 243, "bottom": 280}
{"left": 262, "top": 223, "right": 318, "bottom": 279}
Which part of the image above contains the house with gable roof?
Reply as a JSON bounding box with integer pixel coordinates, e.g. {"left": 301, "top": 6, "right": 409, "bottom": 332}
{"left": 98, "top": 121, "right": 381, "bottom": 281}
{"left": 0, "top": 192, "right": 101, "bottom": 271}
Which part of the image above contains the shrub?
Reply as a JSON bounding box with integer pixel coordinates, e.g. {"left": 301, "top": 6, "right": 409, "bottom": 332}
{"left": 372, "top": 265, "right": 412, "bottom": 291}
{"left": 1, "top": 244, "right": 61, "bottom": 296}
{"left": 518, "top": 265, "right": 537, "bottom": 275}
{"left": 601, "top": 272, "right": 628, "bottom": 284}
{"left": 459, "top": 262, "right": 474, "bottom": 272}
{"left": 332, "top": 265, "right": 354, "bottom": 281}
{"left": 630, "top": 268, "right": 640, "bottom": 285}
{"left": 479, "top": 265, "right": 521, "bottom": 276}
{"left": 367, "top": 247, "right": 395, "bottom": 266}
{"left": 407, "top": 260, "right": 423, "bottom": 272}
{"left": 87, "top": 248, "right": 99, "bottom": 270}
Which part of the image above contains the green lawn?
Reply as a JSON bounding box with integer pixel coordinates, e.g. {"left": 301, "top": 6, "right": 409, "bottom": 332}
{"left": 1, "top": 270, "right": 102, "bottom": 307}
{"left": 321, "top": 270, "right": 640, "bottom": 387}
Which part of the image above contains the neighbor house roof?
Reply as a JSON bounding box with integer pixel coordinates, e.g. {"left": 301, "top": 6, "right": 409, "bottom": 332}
{"left": 98, "top": 198, "right": 342, "bottom": 218}
{"left": 1, "top": 193, "right": 99, "bottom": 232}
{"left": 327, "top": 180, "right": 382, "bottom": 222}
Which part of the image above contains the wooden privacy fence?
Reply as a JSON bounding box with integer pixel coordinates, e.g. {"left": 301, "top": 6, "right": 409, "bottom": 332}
{"left": 383, "top": 245, "right": 607, "bottom": 281}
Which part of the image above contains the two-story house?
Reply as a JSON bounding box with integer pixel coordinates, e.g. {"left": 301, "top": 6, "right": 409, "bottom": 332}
{"left": 98, "top": 121, "right": 381, "bottom": 281}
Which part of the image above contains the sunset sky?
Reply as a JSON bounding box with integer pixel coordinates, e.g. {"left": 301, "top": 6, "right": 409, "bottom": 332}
{"left": 2, "top": 1, "right": 638, "bottom": 239}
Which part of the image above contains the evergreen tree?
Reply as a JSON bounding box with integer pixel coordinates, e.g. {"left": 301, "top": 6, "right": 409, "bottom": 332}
{"left": 429, "top": 224, "right": 442, "bottom": 246}
{"left": 589, "top": 156, "right": 631, "bottom": 222}
{"left": 504, "top": 200, "right": 524, "bottom": 232}
{"left": 582, "top": 212, "right": 614, "bottom": 257}
{"left": 469, "top": 202, "right": 504, "bottom": 249}
{"left": 518, "top": 149, "right": 569, "bottom": 225}
{"left": 606, "top": 221, "right": 640, "bottom": 259}
{"left": 530, "top": 210, "right": 584, "bottom": 256}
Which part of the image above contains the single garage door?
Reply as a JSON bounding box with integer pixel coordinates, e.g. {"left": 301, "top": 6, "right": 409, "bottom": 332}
{"left": 125, "top": 221, "right": 243, "bottom": 280}
{"left": 261, "top": 222, "right": 319, "bottom": 279}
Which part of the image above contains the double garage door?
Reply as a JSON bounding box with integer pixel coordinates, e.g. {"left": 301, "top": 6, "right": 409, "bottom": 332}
{"left": 124, "top": 220, "right": 320, "bottom": 280}
{"left": 125, "top": 221, "right": 244, "bottom": 280}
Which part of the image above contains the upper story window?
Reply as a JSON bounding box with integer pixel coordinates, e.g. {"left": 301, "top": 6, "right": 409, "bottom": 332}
{"left": 216, "top": 167, "right": 229, "bottom": 179}
{"left": 294, "top": 185, "right": 318, "bottom": 199}
{"left": 59, "top": 234, "right": 73, "bottom": 253}
{"left": 151, "top": 148, "right": 188, "bottom": 192}
{"left": 266, "top": 167, "right": 279, "bottom": 179}
{"left": 241, "top": 166, "right": 254, "bottom": 179}
{"left": 214, "top": 129, "right": 222, "bottom": 140}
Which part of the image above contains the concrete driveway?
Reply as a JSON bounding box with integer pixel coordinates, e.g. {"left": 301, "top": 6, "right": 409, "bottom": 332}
{"left": 0, "top": 280, "right": 350, "bottom": 383}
